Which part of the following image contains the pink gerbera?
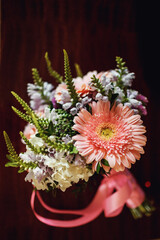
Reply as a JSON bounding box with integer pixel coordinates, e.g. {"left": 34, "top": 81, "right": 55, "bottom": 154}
{"left": 72, "top": 100, "right": 147, "bottom": 172}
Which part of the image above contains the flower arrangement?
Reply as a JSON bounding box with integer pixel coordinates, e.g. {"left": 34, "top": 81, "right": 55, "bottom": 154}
{"left": 3, "top": 50, "right": 154, "bottom": 227}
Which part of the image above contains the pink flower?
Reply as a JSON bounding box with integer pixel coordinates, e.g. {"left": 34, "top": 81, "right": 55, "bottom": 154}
{"left": 73, "top": 71, "right": 97, "bottom": 97}
{"left": 54, "top": 83, "right": 71, "bottom": 103}
{"left": 24, "top": 123, "right": 36, "bottom": 139}
{"left": 72, "top": 100, "right": 147, "bottom": 172}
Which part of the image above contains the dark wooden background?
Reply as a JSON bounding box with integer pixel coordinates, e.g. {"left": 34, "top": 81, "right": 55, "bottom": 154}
{"left": 1, "top": 0, "right": 160, "bottom": 239}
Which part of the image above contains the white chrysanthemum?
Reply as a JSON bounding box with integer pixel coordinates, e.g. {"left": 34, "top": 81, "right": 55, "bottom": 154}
{"left": 48, "top": 157, "right": 93, "bottom": 192}
{"left": 23, "top": 151, "right": 93, "bottom": 192}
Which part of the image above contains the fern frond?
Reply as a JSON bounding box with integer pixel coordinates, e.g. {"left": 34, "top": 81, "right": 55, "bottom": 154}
{"left": 74, "top": 63, "right": 83, "bottom": 78}
{"left": 91, "top": 75, "right": 106, "bottom": 95}
{"left": 12, "top": 106, "right": 32, "bottom": 123}
{"left": 11, "top": 91, "right": 34, "bottom": 116}
{"left": 32, "top": 68, "right": 43, "bottom": 86}
{"left": 19, "top": 131, "right": 46, "bottom": 154}
{"left": 3, "top": 131, "right": 21, "bottom": 161}
{"left": 63, "top": 49, "right": 79, "bottom": 106}
{"left": 45, "top": 52, "right": 63, "bottom": 83}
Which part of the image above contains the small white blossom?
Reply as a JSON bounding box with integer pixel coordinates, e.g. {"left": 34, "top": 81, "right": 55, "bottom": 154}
{"left": 122, "top": 72, "right": 135, "bottom": 87}
{"left": 70, "top": 108, "right": 77, "bottom": 115}
{"left": 29, "top": 136, "right": 44, "bottom": 148}
{"left": 63, "top": 102, "right": 72, "bottom": 110}
{"left": 95, "top": 93, "right": 103, "bottom": 101}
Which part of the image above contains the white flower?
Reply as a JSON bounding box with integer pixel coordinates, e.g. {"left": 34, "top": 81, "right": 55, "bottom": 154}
{"left": 29, "top": 136, "right": 44, "bottom": 148}
{"left": 44, "top": 107, "right": 58, "bottom": 124}
{"left": 114, "top": 86, "right": 125, "bottom": 99}
{"left": 95, "top": 93, "right": 103, "bottom": 101}
{"left": 122, "top": 72, "right": 135, "bottom": 87}
{"left": 128, "top": 99, "right": 141, "bottom": 107}
{"left": 63, "top": 102, "right": 72, "bottom": 110}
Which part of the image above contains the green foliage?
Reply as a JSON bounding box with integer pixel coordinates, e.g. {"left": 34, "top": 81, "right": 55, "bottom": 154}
{"left": 63, "top": 49, "right": 79, "bottom": 106}
{"left": 96, "top": 162, "right": 101, "bottom": 174}
{"left": 32, "top": 68, "right": 43, "bottom": 86}
{"left": 130, "top": 199, "right": 155, "bottom": 219}
{"left": 101, "top": 159, "right": 110, "bottom": 166}
{"left": 31, "top": 113, "right": 77, "bottom": 154}
{"left": 54, "top": 109, "right": 77, "bottom": 138}
{"left": 19, "top": 131, "right": 46, "bottom": 154}
{"left": 3, "top": 131, "right": 21, "bottom": 161}
{"left": 107, "top": 89, "right": 119, "bottom": 107}
{"left": 11, "top": 91, "right": 33, "bottom": 116}
{"left": 3, "top": 131, "right": 37, "bottom": 172}
{"left": 91, "top": 75, "right": 106, "bottom": 95}
{"left": 12, "top": 106, "right": 32, "bottom": 123}
{"left": 115, "top": 56, "right": 128, "bottom": 87}
{"left": 74, "top": 63, "right": 83, "bottom": 78}
{"left": 45, "top": 52, "right": 63, "bottom": 83}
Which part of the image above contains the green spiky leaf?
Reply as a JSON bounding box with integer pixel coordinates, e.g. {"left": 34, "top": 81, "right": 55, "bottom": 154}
{"left": 32, "top": 68, "right": 43, "bottom": 87}
{"left": 3, "top": 131, "right": 37, "bottom": 172}
{"left": 63, "top": 49, "right": 79, "bottom": 105}
{"left": 91, "top": 75, "right": 106, "bottom": 95}
{"left": 19, "top": 131, "right": 46, "bottom": 154}
{"left": 3, "top": 131, "right": 21, "bottom": 161}
{"left": 12, "top": 106, "right": 32, "bottom": 123}
{"left": 45, "top": 52, "right": 63, "bottom": 83}
{"left": 11, "top": 91, "right": 33, "bottom": 116}
{"left": 74, "top": 63, "right": 83, "bottom": 78}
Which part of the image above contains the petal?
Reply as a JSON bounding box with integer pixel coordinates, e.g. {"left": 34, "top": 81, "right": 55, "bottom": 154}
{"left": 86, "top": 151, "right": 97, "bottom": 163}
{"left": 107, "top": 154, "right": 116, "bottom": 168}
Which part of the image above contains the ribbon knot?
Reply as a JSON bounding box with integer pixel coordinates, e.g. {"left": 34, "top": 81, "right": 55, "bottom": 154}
{"left": 30, "top": 169, "right": 145, "bottom": 228}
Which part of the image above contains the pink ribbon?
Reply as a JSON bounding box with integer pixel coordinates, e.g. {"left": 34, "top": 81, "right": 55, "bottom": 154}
{"left": 30, "top": 169, "right": 145, "bottom": 228}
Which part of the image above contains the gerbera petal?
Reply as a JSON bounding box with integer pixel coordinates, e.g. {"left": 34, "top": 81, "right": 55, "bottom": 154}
{"left": 72, "top": 135, "right": 86, "bottom": 141}
{"left": 130, "top": 150, "right": 141, "bottom": 160}
{"left": 122, "top": 155, "right": 131, "bottom": 168}
{"left": 81, "top": 109, "right": 92, "bottom": 121}
{"left": 95, "top": 150, "right": 105, "bottom": 162}
{"left": 72, "top": 100, "right": 146, "bottom": 172}
{"left": 90, "top": 101, "right": 97, "bottom": 114}
{"left": 86, "top": 151, "right": 97, "bottom": 164}
{"left": 126, "top": 151, "right": 136, "bottom": 163}
{"left": 92, "top": 160, "right": 98, "bottom": 171}
{"left": 72, "top": 124, "right": 85, "bottom": 133}
{"left": 107, "top": 154, "right": 116, "bottom": 168}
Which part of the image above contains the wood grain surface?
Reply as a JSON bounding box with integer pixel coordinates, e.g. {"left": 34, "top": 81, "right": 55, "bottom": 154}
{"left": 1, "top": 0, "right": 160, "bottom": 239}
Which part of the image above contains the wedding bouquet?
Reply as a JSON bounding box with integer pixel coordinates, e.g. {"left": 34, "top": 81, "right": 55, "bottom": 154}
{"left": 3, "top": 50, "right": 154, "bottom": 227}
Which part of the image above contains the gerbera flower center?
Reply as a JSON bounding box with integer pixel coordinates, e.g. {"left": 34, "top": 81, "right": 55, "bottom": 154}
{"left": 96, "top": 123, "right": 116, "bottom": 140}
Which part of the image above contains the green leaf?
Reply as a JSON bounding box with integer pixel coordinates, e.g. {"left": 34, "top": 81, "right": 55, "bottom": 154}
{"left": 91, "top": 75, "right": 106, "bottom": 95}
{"left": 32, "top": 68, "right": 43, "bottom": 87}
{"left": 69, "top": 146, "right": 79, "bottom": 154}
{"left": 101, "top": 159, "right": 110, "bottom": 166}
{"left": 74, "top": 63, "right": 83, "bottom": 78}
{"left": 48, "top": 121, "right": 54, "bottom": 135}
{"left": 5, "top": 162, "right": 19, "bottom": 167}
{"left": 11, "top": 91, "right": 33, "bottom": 116}
{"left": 63, "top": 49, "right": 79, "bottom": 105}
{"left": 45, "top": 52, "right": 63, "bottom": 83}
{"left": 3, "top": 131, "right": 21, "bottom": 161}
{"left": 12, "top": 106, "right": 32, "bottom": 123}
{"left": 96, "top": 162, "right": 101, "bottom": 174}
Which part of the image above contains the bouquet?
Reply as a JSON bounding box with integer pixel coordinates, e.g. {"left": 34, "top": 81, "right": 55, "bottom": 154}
{"left": 3, "top": 50, "right": 154, "bottom": 227}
